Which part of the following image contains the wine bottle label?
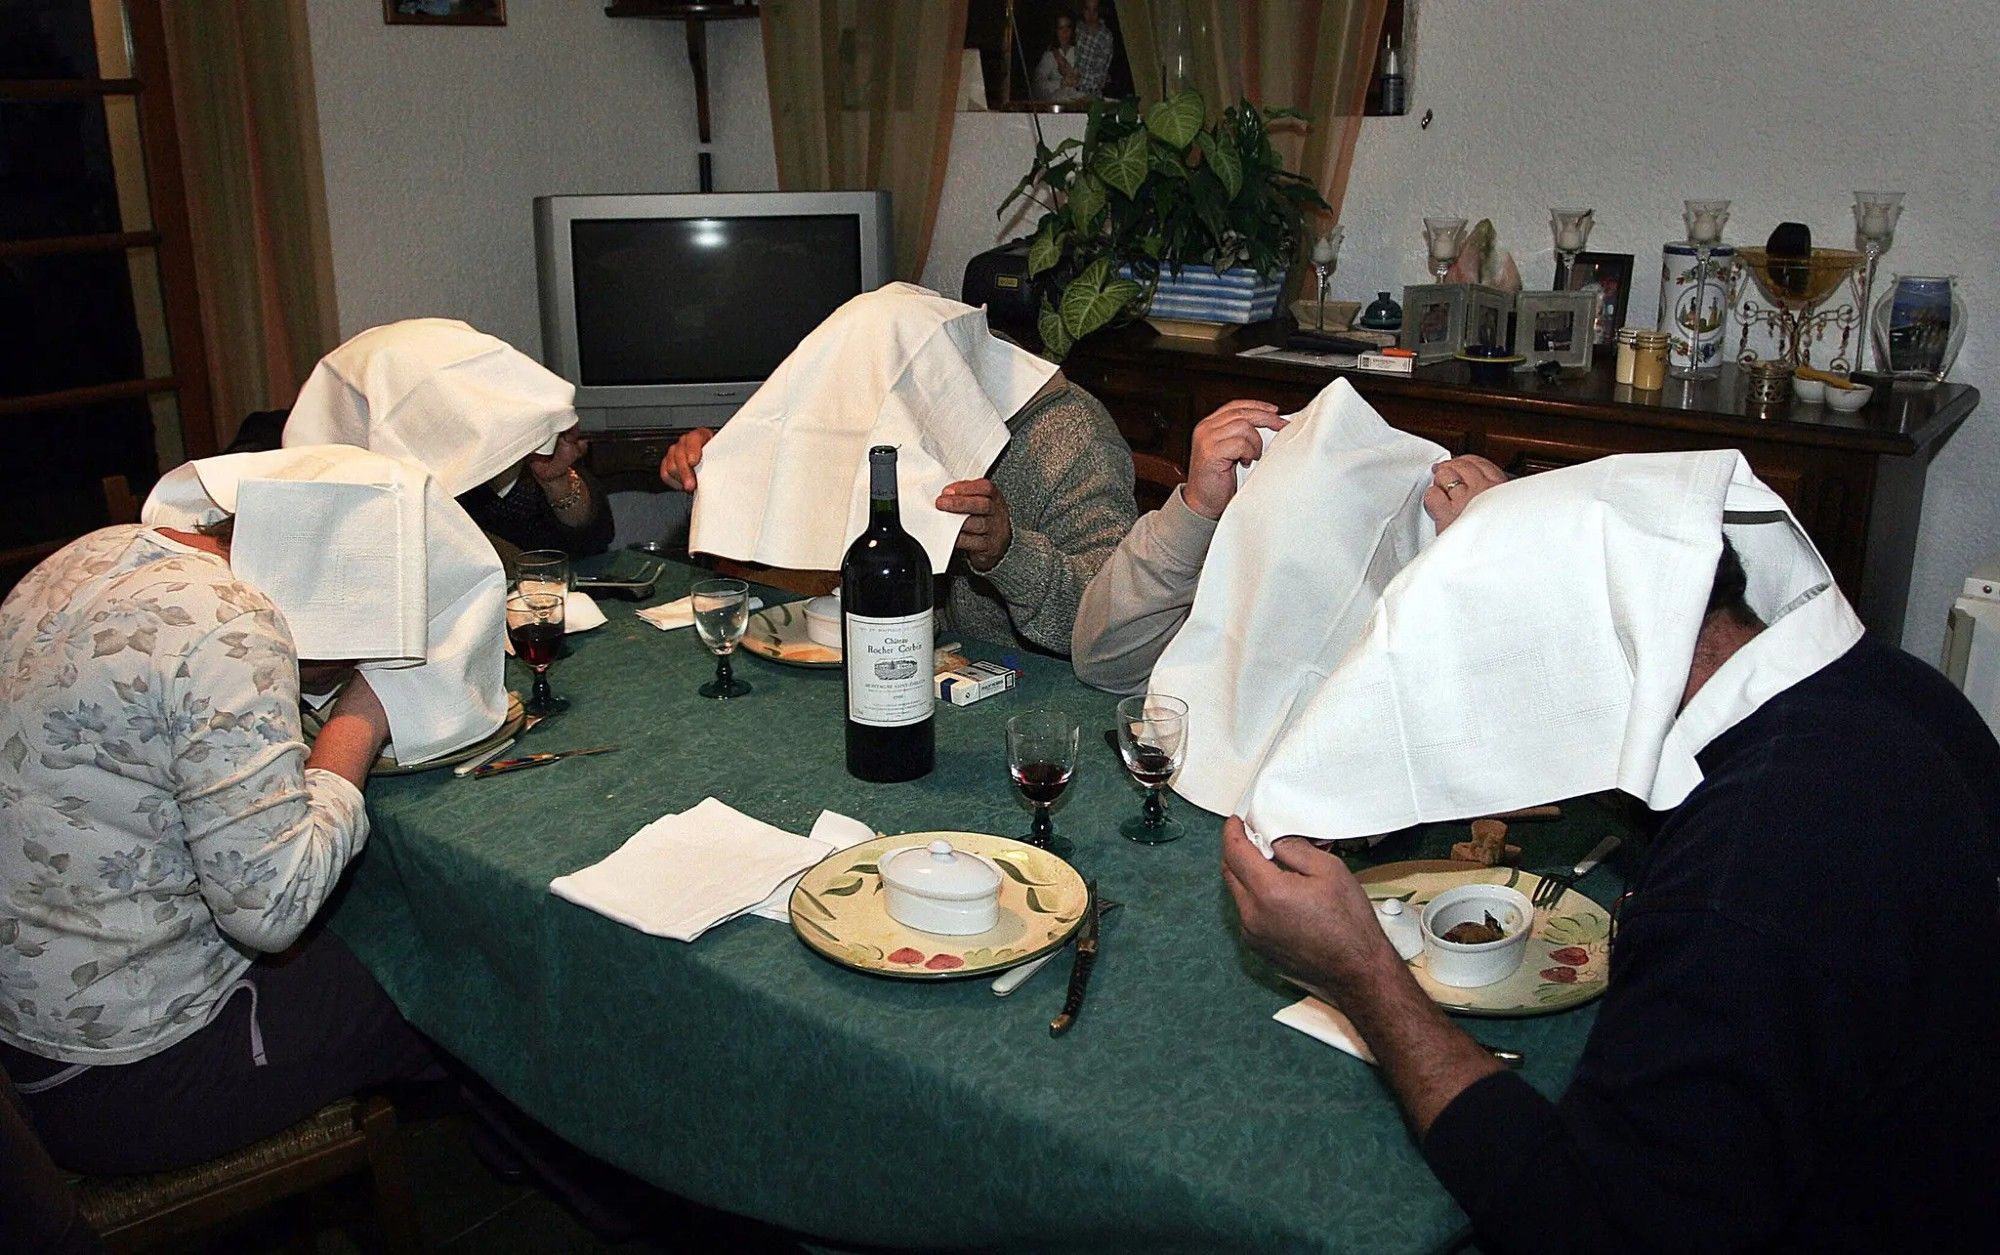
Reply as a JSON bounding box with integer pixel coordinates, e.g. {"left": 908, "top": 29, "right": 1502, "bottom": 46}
{"left": 844, "top": 609, "right": 934, "bottom": 727}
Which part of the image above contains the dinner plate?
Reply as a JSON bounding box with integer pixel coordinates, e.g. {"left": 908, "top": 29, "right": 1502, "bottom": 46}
{"left": 789, "top": 832, "right": 1089, "bottom": 979}
{"left": 742, "top": 602, "right": 969, "bottom": 673}
{"left": 1356, "top": 860, "right": 1611, "bottom": 1017}
{"left": 307, "top": 692, "right": 526, "bottom": 776}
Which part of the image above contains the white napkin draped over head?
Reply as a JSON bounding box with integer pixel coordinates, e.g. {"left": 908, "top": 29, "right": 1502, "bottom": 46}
{"left": 687, "top": 283, "right": 1057, "bottom": 573}
{"left": 1237, "top": 449, "right": 1863, "bottom": 850}
{"left": 281, "top": 318, "right": 578, "bottom": 497}
{"left": 1150, "top": 379, "right": 1447, "bottom": 815}
{"left": 141, "top": 445, "right": 508, "bottom": 765}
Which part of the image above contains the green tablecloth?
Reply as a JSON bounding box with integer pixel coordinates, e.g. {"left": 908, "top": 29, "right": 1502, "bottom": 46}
{"left": 330, "top": 561, "right": 1630, "bottom": 1253}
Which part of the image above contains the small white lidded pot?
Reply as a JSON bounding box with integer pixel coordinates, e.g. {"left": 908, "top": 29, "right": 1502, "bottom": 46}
{"left": 1419, "top": 884, "right": 1534, "bottom": 988}
{"left": 878, "top": 839, "right": 1003, "bottom": 936}
{"left": 1374, "top": 898, "right": 1424, "bottom": 962}
{"left": 804, "top": 592, "right": 842, "bottom": 649}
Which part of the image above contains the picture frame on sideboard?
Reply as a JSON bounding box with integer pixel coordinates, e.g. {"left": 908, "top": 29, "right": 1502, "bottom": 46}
{"left": 1563, "top": 251, "right": 1635, "bottom": 347}
{"left": 1463, "top": 284, "right": 1513, "bottom": 352}
{"left": 1400, "top": 284, "right": 1466, "bottom": 363}
{"left": 1513, "top": 289, "right": 1597, "bottom": 371}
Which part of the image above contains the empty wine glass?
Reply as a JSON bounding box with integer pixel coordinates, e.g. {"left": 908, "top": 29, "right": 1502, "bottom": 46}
{"left": 1115, "top": 694, "right": 1188, "bottom": 844}
{"left": 514, "top": 549, "right": 570, "bottom": 600}
{"left": 1007, "top": 710, "right": 1080, "bottom": 857}
{"left": 1422, "top": 217, "right": 1467, "bottom": 283}
{"left": 1549, "top": 207, "right": 1595, "bottom": 286}
{"left": 506, "top": 591, "right": 568, "bottom": 715}
{"left": 692, "top": 578, "right": 752, "bottom": 699}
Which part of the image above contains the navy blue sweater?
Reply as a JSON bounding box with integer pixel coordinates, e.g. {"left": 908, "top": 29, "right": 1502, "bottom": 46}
{"left": 1423, "top": 635, "right": 2000, "bottom": 1252}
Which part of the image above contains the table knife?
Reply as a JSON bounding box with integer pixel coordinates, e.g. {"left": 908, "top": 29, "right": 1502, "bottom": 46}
{"left": 992, "top": 899, "right": 1120, "bottom": 996}
{"left": 451, "top": 736, "right": 516, "bottom": 778}
{"left": 1571, "top": 834, "right": 1621, "bottom": 877}
{"left": 467, "top": 746, "right": 620, "bottom": 778}
{"left": 1049, "top": 882, "right": 1102, "bottom": 1037}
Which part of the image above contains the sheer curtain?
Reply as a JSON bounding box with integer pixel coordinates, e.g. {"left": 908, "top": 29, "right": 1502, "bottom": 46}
{"left": 1117, "top": 0, "right": 1386, "bottom": 221}
{"left": 161, "top": 0, "right": 338, "bottom": 448}
{"left": 761, "top": 0, "right": 967, "bottom": 283}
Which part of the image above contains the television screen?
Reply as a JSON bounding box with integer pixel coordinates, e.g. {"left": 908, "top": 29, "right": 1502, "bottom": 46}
{"left": 568, "top": 215, "right": 863, "bottom": 387}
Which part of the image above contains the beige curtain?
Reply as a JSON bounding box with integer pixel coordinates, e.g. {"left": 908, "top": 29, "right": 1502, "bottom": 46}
{"left": 1117, "top": 0, "right": 1386, "bottom": 221}
{"left": 761, "top": 0, "right": 967, "bottom": 282}
{"left": 161, "top": 0, "right": 339, "bottom": 448}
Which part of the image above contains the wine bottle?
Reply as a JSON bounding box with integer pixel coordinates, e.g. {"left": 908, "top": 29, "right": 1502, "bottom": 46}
{"left": 841, "top": 446, "right": 935, "bottom": 782}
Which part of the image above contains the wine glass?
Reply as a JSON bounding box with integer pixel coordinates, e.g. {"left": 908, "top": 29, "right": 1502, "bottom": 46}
{"left": 691, "top": 578, "right": 752, "bottom": 699}
{"left": 514, "top": 549, "right": 570, "bottom": 600}
{"left": 1007, "top": 710, "right": 1080, "bottom": 857}
{"left": 1115, "top": 694, "right": 1188, "bottom": 844}
{"left": 506, "top": 591, "right": 568, "bottom": 715}
{"left": 1310, "top": 224, "right": 1344, "bottom": 330}
{"left": 1422, "top": 217, "right": 1467, "bottom": 283}
{"left": 1548, "top": 207, "right": 1594, "bottom": 287}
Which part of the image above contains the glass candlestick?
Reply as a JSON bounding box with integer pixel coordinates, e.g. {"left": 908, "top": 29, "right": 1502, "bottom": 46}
{"left": 1422, "top": 217, "right": 1466, "bottom": 283}
{"left": 1670, "top": 199, "right": 1730, "bottom": 380}
{"left": 1851, "top": 191, "right": 1904, "bottom": 376}
{"left": 1310, "top": 225, "right": 1344, "bottom": 330}
{"left": 1549, "top": 208, "right": 1594, "bottom": 286}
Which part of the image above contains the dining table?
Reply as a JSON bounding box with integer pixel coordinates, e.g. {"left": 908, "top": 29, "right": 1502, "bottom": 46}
{"left": 328, "top": 557, "right": 1635, "bottom": 1254}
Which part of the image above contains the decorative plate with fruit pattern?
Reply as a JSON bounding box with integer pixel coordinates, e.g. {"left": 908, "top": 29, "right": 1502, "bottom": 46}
{"left": 1357, "top": 860, "right": 1611, "bottom": 1017}
{"left": 789, "top": 832, "right": 1088, "bottom": 980}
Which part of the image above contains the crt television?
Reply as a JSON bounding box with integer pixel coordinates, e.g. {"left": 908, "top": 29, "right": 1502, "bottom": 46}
{"left": 534, "top": 191, "right": 894, "bottom": 429}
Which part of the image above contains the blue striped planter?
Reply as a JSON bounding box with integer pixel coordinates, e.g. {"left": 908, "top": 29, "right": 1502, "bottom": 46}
{"left": 1121, "top": 263, "right": 1287, "bottom": 324}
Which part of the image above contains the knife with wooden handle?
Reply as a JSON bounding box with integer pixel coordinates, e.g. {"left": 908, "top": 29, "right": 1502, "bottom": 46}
{"left": 467, "top": 746, "right": 619, "bottom": 778}
{"left": 1049, "top": 881, "right": 1102, "bottom": 1037}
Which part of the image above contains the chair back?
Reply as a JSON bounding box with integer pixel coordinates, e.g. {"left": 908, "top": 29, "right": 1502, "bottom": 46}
{"left": 1129, "top": 451, "right": 1186, "bottom": 515}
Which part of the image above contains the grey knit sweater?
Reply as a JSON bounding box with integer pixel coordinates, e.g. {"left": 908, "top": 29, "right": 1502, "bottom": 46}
{"left": 940, "top": 379, "right": 1135, "bottom": 655}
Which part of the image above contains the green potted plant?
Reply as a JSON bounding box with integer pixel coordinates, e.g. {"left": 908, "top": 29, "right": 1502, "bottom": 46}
{"left": 999, "top": 90, "right": 1328, "bottom": 361}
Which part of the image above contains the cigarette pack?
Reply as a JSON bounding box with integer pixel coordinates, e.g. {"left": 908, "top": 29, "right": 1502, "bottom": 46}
{"left": 934, "top": 661, "right": 1017, "bottom": 706}
{"left": 1355, "top": 352, "right": 1416, "bottom": 375}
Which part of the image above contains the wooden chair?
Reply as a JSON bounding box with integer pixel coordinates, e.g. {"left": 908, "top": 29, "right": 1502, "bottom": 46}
{"left": 1130, "top": 451, "right": 1187, "bottom": 515}
{"left": 708, "top": 557, "right": 840, "bottom": 598}
{"left": 0, "top": 475, "right": 142, "bottom": 576}
{"left": 2, "top": 1067, "right": 420, "bottom": 1255}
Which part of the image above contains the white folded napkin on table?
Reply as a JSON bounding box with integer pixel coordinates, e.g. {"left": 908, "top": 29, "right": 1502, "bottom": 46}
{"left": 141, "top": 445, "right": 508, "bottom": 765}
{"left": 636, "top": 593, "right": 766, "bottom": 632}
{"left": 503, "top": 590, "right": 605, "bottom": 656}
{"left": 548, "top": 797, "right": 831, "bottom": 942}
{"left": 1238, "top": 450, "right": 1862, "bottom": 851}
{"left": 1273, "top": 996, "right": 1376, "bottom": 1064}
{"left": 745, "top": 810, "right": 878, "bottom": 923}
{"left": 1149, "top": 379, "right": 1446, "bottom": 817}
{"left": 282, "top": 318, "right": 577, "bottom": 496}
{"left": 687, "top": 283, "right": 1055, "bottom": 574}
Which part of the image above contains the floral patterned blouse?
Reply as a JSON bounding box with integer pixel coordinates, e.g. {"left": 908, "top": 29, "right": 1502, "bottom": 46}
{"left": 0, "top": 527, "right": 368, "bottom": 1066}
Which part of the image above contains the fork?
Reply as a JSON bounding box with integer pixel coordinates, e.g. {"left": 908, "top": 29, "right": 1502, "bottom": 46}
{"left": 1530, "top": 834, "right": 1621, "bottom": 909}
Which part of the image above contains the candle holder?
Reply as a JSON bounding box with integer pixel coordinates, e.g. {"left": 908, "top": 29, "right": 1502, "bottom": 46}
{"left": 1549, "top": 208, "right": 1594, "bottom": 286}
{"left": 1310, "top": 224, "right": 1345, "bottom": 331}
{"left": 1669, "top": 199, "right": 1730, "bottom": 380}
{"left": 1735, "top": 247, "right": 1862, "bottom": 371}
{"left": 1850, "top": 191, "right": 1903, "bottom": 376}
{"left": 1422, "top": 217, "right": 1467, "bottom": 283}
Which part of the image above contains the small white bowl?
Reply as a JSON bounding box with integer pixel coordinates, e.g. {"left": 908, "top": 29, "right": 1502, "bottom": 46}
{"left": 878, "top": 839, "right": 1003, "bottom": 936}
{"left": 1791, "top": 375, "right": 1827, "bottom": 405}
{"left": 1420, "top": 884, "right": 1534, "bottom": 988}
{"left": 803, "top": 593, "right": 842, "bottom": 649}
{"left": 1825, "top": 381, "right": 1874, "bottom": 412}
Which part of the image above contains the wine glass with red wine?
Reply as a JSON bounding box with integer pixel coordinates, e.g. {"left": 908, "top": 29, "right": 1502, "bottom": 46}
{"left": 1007, "top": 710, "right": 1080, "bottom": 857}
{"left": 1115, "top": 694, "right": 1187, "bottom": 843}
{"left": 507, "top": 591, "right": 568, "bottom": 716}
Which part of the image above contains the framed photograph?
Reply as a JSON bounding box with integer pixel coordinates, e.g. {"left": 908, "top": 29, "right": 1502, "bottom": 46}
{"left": 967, "top": 0, "right": 1135, "bottom": 112}
{"left": 1564, "top": 251, "right": 1635, "bottom": 347}
{"left": 1513, "top": 290, "right": 1597, "bottom": 371}
{"left": 1399, "top": 284, "right": 1466, "bottom": 363}
{"left": 1463, "top": 284, "right": 1513, "bottom": 352}
{"left": 384, "top": 0, "right": 505, "bottom": 26}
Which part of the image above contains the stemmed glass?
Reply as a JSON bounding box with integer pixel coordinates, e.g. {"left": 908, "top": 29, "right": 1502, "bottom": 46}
{"left": 514, "top": 549, "right": 570, "bottom": 599}
{"left": 1310, "top": 224, "right": 1345, "bottom": 330}
{"left": 1672, "top": 199, "right": 1730, "bottom": 380}
{"left": 1549, "top": 208, "right": 1595, "bottom": 287}
{"left": 506, "top": 591, "right": 568, "bottom": 715}
{"left": 691, "top": 578, "right": 752, "bottom": 699}
{"left": 1115, "top": 694, "right": 1188, "bottom": 844}
{"left": 1007, "top": 710, "right": 1080, "bottom": 857}
{"left": 1851, "top": 191, "right": 1903, "bottom": 374}
{"left": 1422, "top": 217, "right": 1467, "bottom": 283}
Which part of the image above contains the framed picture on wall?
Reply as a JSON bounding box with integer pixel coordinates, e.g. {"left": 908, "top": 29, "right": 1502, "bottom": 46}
{"left": 1399, "top": 284, "right": 1466, "bottom": 363}
{"left": 967, "top": 0, "right": 1135, "bottom": 111}
{"left": 1513, "top": 290, "right": 1597, "bottom": 371}
{"left": 384, "top": 0, "right": 505, "bottom": 26}
{"left": 1563, "top": 251, "right": 1635, "bottom": 347}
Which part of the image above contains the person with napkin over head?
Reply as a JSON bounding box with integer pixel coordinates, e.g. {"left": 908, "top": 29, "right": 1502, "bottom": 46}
{"left": 1221, "top": 452, "right": 1999, "bottom": 1252}
{"left": 0, "top": 444, "right": 510, "bottom": 1175}
{"left": 656, "top": 284, "right": 1136, "bottom": 654}
{"left": 281, "top": 317, "right": 613, "bottom": 561}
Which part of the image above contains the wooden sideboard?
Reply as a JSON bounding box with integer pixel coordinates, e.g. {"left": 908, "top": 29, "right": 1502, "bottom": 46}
{"left": 1060, "top": 323, "right": 1981, "bottom": 640}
